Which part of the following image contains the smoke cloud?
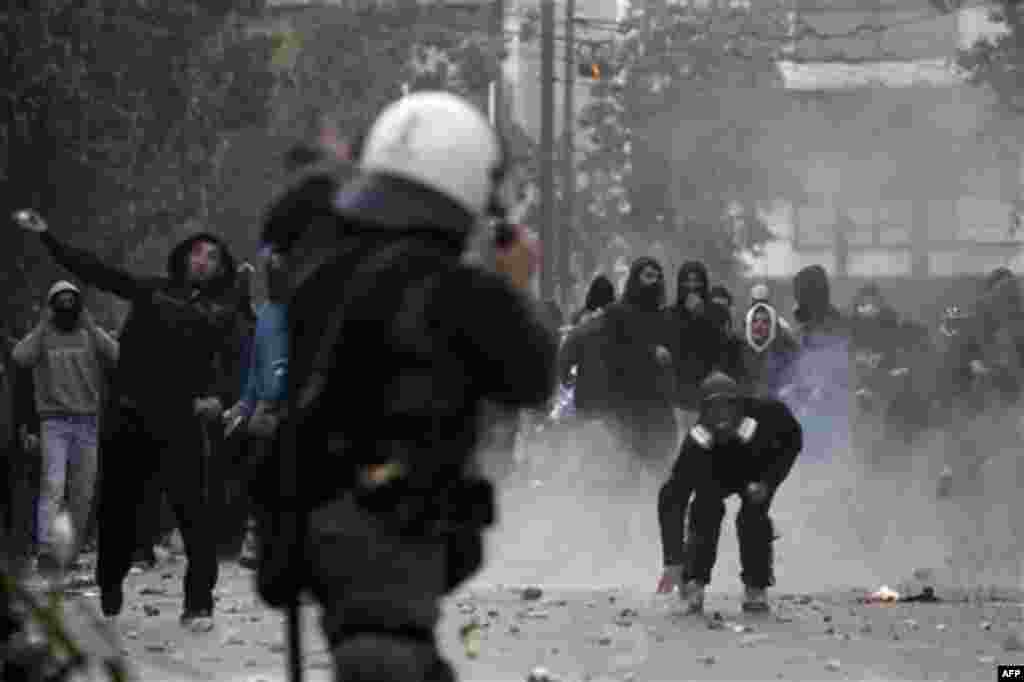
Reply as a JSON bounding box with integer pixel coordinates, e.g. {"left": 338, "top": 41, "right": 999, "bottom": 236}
{"left": 472, "top": 411, "right": 1024, "bottom": 598}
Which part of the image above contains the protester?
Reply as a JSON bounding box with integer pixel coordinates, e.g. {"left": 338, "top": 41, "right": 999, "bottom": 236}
{"left": 223, "top": 249, "right": 289, "bottom": 570}
{"left": 255, "top": 91, "right": 556, "bottom": 682}
{"left": 571, "top": 274, "right": 615, "bottom": 326}
{"left": 603, "top": 257, "right": 677, "bottom": 474}
{"left": 13, "top": 209, "right": 243, "bottom": 632}
{"left": 658, "top": 372, "right": 801, "bottom": 614}
{"left": 11, "top": 281, "right": 118, "bottom": 574}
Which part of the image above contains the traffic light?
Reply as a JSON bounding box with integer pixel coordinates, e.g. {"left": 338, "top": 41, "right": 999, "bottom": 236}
{"left": 579, "top": 59, "right": 610, "bottom": 79}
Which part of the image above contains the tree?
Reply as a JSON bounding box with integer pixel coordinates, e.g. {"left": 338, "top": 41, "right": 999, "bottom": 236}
{"left": 576, "top": 0, "right": 792, "bottom": 286}
{"left": 1, "top": 2, "right": 276, "bottom": 324}
{"left": 958, "top": 1, "right": 1024, "bottom": 111}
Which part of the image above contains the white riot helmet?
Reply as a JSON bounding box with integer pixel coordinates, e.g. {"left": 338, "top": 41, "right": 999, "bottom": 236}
{"left": 359, "top": 91, "right": 507, "bottom": 220}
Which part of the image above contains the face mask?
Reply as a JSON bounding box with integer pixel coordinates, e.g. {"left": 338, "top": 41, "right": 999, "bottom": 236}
{"left": 684, "top": 292, "right": 704, "bottom": 313}
{"left": 690, "top": 395, "right": 757, "bottom": 448}
{"left": 52, "top": 308, "right": 79, "bottom": 332}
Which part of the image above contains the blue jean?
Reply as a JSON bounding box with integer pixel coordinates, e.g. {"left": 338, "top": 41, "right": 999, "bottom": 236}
{"left": 38, "top": 415, "right": 99, "bottom": 559}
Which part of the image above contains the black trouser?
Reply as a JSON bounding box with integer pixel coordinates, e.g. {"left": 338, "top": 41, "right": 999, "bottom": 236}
{"left": 685, "top": 483, "right": 776, "bottom": 589}
{"left": 657, "top": 448, "right": 695, "bottom": 567}
{"left": 96, "top": 404, "right": 218, "bottom": 616}
{"left": 306, "top": 494, "right": 460, "bottom": 682}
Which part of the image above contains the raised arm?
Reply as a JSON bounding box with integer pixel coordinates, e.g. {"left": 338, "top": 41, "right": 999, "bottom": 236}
{"left": 13, "top": 211, "right": 156, "bottom": 301}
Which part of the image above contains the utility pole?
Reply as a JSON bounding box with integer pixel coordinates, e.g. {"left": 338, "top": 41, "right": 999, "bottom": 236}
{"left": 490, "top": 0, "right": 505, "bottom": 130}
{"left": 540, "top": 0, "right": 556, "bottom": 301}
{"left": 560, "top": 0, "right": 576, "bottom": 309}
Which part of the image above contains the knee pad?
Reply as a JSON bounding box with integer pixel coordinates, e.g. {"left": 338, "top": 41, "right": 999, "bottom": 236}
{"left": 332, "top": 634, "right": 453, "bottom": 682}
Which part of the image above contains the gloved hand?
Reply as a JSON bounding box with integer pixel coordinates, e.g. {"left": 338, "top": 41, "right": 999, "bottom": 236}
{"left": 745, "top": 481, "right": 770, "bottom": 505}
{"left": 656, "top": 564, "right": 684, "bottom": 594}
{"left": 194, "top": 396, "right": 223, "bottom": 421}
{"left": 12, "top": 209, "right": 47, "bottom": 233}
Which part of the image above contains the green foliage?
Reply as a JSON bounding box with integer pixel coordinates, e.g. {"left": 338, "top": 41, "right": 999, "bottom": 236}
{"left": 576, "top": 0, "right": 791, "bottom": 282}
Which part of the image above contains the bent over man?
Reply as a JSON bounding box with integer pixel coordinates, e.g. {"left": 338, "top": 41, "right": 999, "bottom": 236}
{"left": 659, "top": 372, "right": 801, "bottom": 614}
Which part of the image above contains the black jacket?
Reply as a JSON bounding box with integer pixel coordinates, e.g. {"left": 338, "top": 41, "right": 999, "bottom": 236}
{"left": 283, "top": 174, "right": 557, "bottom": 511}
{"left": 684, "top": 396, "right": 802, "bottom": 493}
{"left": 558, "top": 310, "right": 612, "bottom": 413}
{"left": 39, "top": 232, "right": 243, "bottom": 416}
{"left": 669, "top": 262, "right": 732, "bottom": 408}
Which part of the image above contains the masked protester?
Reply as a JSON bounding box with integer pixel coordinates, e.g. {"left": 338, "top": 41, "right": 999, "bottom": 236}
{"left": 558, "top": 276, "right": 617, "bottom": 421}
{"left": 603, "top": 258, "right": 677, "bottom": 474}
{"left": 256, "top": 92, "right": 556, "bottom": 682}
{"left": 572, "top": 274, "right": 615, "bottom": 326}
{"left": 976, "top": 268, "right": 1024, "bottom": 407}
{"left": 709, "top": 284, "right": 735, "bottom": 336}
{"left": 659, "top": 372, "right": 801, "bottom": 615}
{"left": 11, "top": 282, "right": 118, "bottom": 575}
{"left": 12, "top": 210, "right": 243, "bottom": 633}
{"left": 784, "top": 265, "right": 852, "bottom": 462}
{"left": 669, "top": 261, "right": 731, "bottom": 412}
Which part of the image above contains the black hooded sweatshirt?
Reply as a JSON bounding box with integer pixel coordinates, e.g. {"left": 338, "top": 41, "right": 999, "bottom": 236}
{"left": 38, "top": 231, "right": 242, "bottom": 418}
{"left": 602, "top": 258, "right": 675, "bottom": 406}
{"left": 792, "top": 265, "right": 846, "bottom": 339}
{"left": 572, "top": 275, "right": 616, "bottom": 326}
{"left": 669, "top": 261, "right": 731, "bottom": 408}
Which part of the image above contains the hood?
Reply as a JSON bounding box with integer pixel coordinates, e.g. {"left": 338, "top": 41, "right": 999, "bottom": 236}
{"left": 750, "top": 282, "right": 770, "bottom": 304}
{"left": 745, "top": 302, "right": 778, "bottom": 353}
{"left": 623, "top": 257, "right": 666, "bottom": 308}
{"left": 793, "top": 265, "right": 831, "bottom": 323}
{"left": 167, "top": 232, "right": 237, "bottom": 297}
{"left": 584, "top": 275, "right": 616, "bottom": 312}
{"left": 677, "top": 260, "right": 709, "bottom": 302}
{"left": 47, "top": 280, "right": 80, "bottom": 304}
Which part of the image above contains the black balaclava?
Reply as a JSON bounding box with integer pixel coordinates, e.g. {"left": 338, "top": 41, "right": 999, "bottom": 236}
{"left": 623, "top": 257, "right": 666, "bottom": 310}
{"left": 677, "top": 261, "right": 709, "bottom": 315}
{"left": 709, "top": 284, "right": 733, "bottom": 310}
{"left": 698, "top": 371, "right": 743, "bottom": 440}
{"left": 584, "top": 274, "right": 616, "bottom": 313}
{"left": 50, "top": 290, "right": 82, "bottom": 333}
{"left": 793, "top": 265, "right": 831, "bottom": 324}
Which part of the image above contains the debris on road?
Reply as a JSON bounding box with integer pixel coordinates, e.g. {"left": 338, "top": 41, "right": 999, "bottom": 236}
{"left": 697, "top": 654, "right": 717, "bottom": 665}
{"left": 825, "top": 659, "right": 841, "bottom": 672}
{"left": 863, "top": 586, "right": 900, "bottom": 604}
{"left": 521, "top": 586, "right": 544, "bottom": 601}
{"left": 901, "top": 586, "right": 939, "bottom": 603}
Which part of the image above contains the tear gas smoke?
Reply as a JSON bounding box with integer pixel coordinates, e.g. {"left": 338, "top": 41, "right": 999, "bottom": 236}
{"left": 471, "top": 409, "right": 1024, "bottom": 597}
